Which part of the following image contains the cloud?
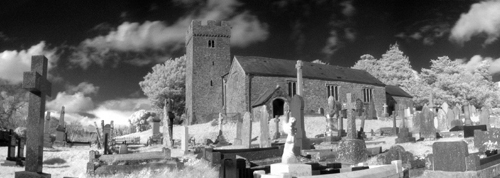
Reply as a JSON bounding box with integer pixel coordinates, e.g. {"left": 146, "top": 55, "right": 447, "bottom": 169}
{"left": 450, "top": 0, "right": 500, "bottom": 45}
{"left": 340, "top": 0, "right": 356, "bottom": 17}
{"left": 46, "top": 92, "right": 95, "bottom": 113}
{"left": 396, "top": 23, "right": 450, "bottom": 46}
{"left": 88, "top": 97, "right": 152, "bottom": 126}
{"left": 71, "top": 0, "right": 269, "bottom": 69}
{"left": 463, "top": 55, "right": 484, "bottom": 72}
{"left": 65, "top": 82, "right": 100, "bottom": 95}
{"left": 0, "top": 42, "right": 58, "bottom": 83}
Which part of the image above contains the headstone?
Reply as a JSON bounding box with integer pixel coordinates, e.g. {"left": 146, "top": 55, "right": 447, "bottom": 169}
{"left": 436, "top": 109, "right": 447, "bottom": 132}
{"left": 181, "top": 126, "right": 188, "bottom": 153}
{"left": 55, "top": 106, "right": 66, "bottom": 144}
{"left": 383, "top": 103, "right": 388, "bottom": 117}
{"left": 464, "top": 104, "right": 472, "bottom": 126}
{"left": 273, "top": 116, "right": 281, "bottom": 140}
{"left": 450, "top": 119, "right": 464, "bottom": 129}
{"left": 473, "top": 128, "right": 500, "bottom": 153}
{"left": 337, "top": 93, "right": 368, "bottom": 164}
{"left": 441, "top": 102, "right": 449, "bottom": 114}
{"left": 233, "top": 114, "right": 243, "bottom": 145}
{"left": 259, "top": 105, "right": 271, "bottom": 148}
{"left": 43, "top": 112, "right": 52, "bottom": 148}
{"left": 325, "top": 96, "right": 337, "bottom": 137}
{"left": 241, "top": 112, "right": 252, "bottom": 148}
{"left": 290, "top": 95, "right": 309, "bottom": 152}
{"left": 420, "top": 105, "right": 436, "bottom": 139}
{"left": 151, "top": 117, "right": 161, "bottom": 136}
{"left": 16, "top": 55, "right": 52, "bottom": 178}
{"left": 453, "top": 104, "right": 461, "bottom": 120}
{"left": 446, "top": 109, "right": 456, "bottom": 130}
{"left": 163, "top": 99, "right": 174, "bottom": 148}
{"left": 119, "top": 144, "right": 128, "bottom": 154}
{"left": 432, "top": 140, "right": 477, "bottom": 172}
{"left": 479, "top": 107, "right": 491, "bottom": 128}
{"left": 346, "top": 94, "right": 356, "bottom": 139}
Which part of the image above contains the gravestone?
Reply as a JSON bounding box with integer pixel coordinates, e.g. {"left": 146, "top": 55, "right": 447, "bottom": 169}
{"left": 450, "top": 119, "right": 464, "bottom": 129}
{"left": 412, "top": 111, "right": 423, "bottom": 133}
{"left": 119, "top": 144, "right": 128, "bottom": 154}
{"left": 432, "top": 140, "right": 476, "bottom": 172}
{"left": 241, "top": 112, "right": 252, "bottom": 148}
{"left": 436, "top": 109, "right": 447, "bottom": 132}
{"left": 259, "top": 105, "right": 271, "bottom": 148}
{"left": 420, "top": 105, "right": 436, "bottom": 139}
{"left": 356, "top": 99, "right": 366, "bottom": 133}
{"left": 441, "top": 102, "right": 449, "bottom": 114}
{"left": 15, "top": 55, "right": 52, "bottom": 178}
{"left": 181, "top": 126, "right": 188, "bottom": 153}
{"left": 479, "top": 107, "right": 490, "bottom": 128}
{"left": 151, "top": 116, "right": 161, "bottom": 136}
{"left": 453, "top": 104, "right": 461, "bottom": 120}
{"left": 446, "top": 109, "right": 456, "bottom": 130}
{"left": 163, "top": 99, "right": 175, "bottom": 148}
{"left": 325, "top": 96, "right": 337, "bottom": 137}
{"left": 336, "top": 93, "right": 368, "bottom": 164}
{"left": 233, "top": 113, "right": 243, "bottom": 145}
{"left": 383, "top": 103, "right": 388, "bottom": 117}
{"left": 473, "top": 128, "right": 500, "bottom": 153}
{"left": 464, "top": 104, "right": 472, "bottom": 126}
{"left": 290, "top": 95, "right": 309, "bottom": 152}
{"left": 55, "top": 106, "right": 66, "bottom": 144}
{"left": 43, "top": 112, "right": 52, "bottom": 148}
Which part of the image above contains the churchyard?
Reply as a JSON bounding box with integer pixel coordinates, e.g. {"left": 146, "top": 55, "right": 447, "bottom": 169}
{"left": 3, "top": 56, "right": 500, "bottom": 178}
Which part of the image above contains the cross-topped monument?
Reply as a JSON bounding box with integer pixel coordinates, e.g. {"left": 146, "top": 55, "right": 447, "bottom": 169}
{"left": 16, "top": 55, "right": 52, "bottom": 178}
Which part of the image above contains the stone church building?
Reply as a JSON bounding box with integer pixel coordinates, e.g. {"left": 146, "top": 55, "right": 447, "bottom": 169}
{"left": 185, "top": 20, "right": 408, "bottom": 124}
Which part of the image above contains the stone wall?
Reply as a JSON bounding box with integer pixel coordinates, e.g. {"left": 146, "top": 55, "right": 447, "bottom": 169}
{"left": 185, "top": 20, "right": 231, "bottom": 124}
{"left": 244, "top": 76, "right": 386, "bottom": 119}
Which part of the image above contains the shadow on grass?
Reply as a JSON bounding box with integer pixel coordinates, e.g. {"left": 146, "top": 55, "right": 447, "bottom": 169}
{"left": 43, "top": 157, "right": 66, "bottom": 165}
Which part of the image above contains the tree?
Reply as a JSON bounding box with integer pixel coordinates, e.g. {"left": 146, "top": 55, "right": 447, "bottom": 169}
{"left": 420, "top": 56, "right": 500, "bottom": 108}
{"left": 139, "top": 56, "right": 186, "bottom": 115}
{"left": 0, "top": 79, "right": 28, "bottom": 130}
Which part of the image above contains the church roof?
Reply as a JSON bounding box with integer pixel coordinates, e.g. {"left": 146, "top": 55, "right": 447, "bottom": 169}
{"left": 385, "top": 85, "right": 412, "bottom": 98}
{"left": 234, "top": 56, "right": 386, "bottom": 86}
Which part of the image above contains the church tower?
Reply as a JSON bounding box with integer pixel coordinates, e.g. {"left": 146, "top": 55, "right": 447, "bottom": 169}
{"left": 185, "top": 20, "right": 231, "bottom": 124}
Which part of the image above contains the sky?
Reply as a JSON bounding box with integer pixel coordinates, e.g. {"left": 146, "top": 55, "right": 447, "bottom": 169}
{"left": 1, "top": 0, "right": 500, "bottom": 126}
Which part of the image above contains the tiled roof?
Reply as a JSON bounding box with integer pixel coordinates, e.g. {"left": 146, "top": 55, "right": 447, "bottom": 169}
{"left": 234, "top": 56, "right": 386, "bottom": 86}
{"left": 386, "top": 85, "right": 412, "bottom": 98}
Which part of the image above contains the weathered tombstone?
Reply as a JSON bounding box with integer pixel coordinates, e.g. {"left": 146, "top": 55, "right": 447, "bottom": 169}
{"left": 241, "top": 112, "right": 252, "bottom": 148}
{"left": 163, "top": 99, "right": 174, "bottom": 148}
{"left": 420, "top": 104, "right": 436, "bottom": 139}
{"left": 446, "top": 109, "right": 455, "bottom": 130}
{"left": 463, "top": 103, "right": 472, "bottom": 126}
{"left": 151, "top": 116, "right": 161, "bottom": 136}
{"left": 396, "top": 107, "right": 416, "bottom": 143}
{"left": 55, "top": 106, "right": 66, "bottom": 144}
{"left": 325, "top": 96, "right": 337, "bottom": 137}
{"left": 260, "top": 105, "right": 271, "bottom": 148}
{"left": 432, "top": 140, "right": 478, "bottom": 172}
{"left": 453, "top": 104, "right": 461, "bottom": 121}
{"left": 16, "top": 55, "right": 52, "bottom": 178}
{"left": 441, "top": 102, "right": 449, "bottom": 114}
{"left": 43, "top": 112, "right": 52, "bottom": 148}
{"left": 233, "top": 113, "right": 243, "bottom": 145}
{"left": 290, "top": 95, "right": 309, "bottom": 152}
{"left": 336, "top": 93, "right": 368, "bottom": 164}
{"left": 368, "top": 96, "right": 376, "bottom": 120}
{"left": 273, "top": 116, "right": 281, "bottom": 140}
{"left": 181, "top": 126, "right": 188, "bottom": 153}
{"left": 119, "top": 144, "right": 128, "bottom": 154}
{"left": 436, "top": 109, "right": 447, "bottom": 132}
{"left": 356, "top": 99, "right": 367, "bottom": 139}
{"left": 479, "top": 107, "right": 491, "bottom": 128}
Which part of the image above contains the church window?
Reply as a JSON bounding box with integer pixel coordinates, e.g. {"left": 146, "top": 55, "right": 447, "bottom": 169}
{"left": 287, "top": 81, "right": 296, "bottom": 97}
{"left": 363, "top": 88, "right": 373, "bottom": 103}
{"left": 326, "top": 85, "right": 339, "bottom": 101}
{"left": 208, "top": 40, "right": 215, "bottom": 48}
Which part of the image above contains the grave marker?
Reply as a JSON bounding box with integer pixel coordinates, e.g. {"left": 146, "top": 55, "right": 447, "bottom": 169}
{"left": 181, "top": 126, "right": 188, "bottom": 153}
{"left": 163, "top": 99, "right": 174, "bottom": 148}
{"left": 16, "top": 55, "right": 52, "bottom": 178}
{"left": 436, "top": 108, "right": 447, "bottom": 132}
{"left": 43, "top": 112, "right": 52, "bottom": 148}
{"left": 383, "top": 103, "right": 388, "bottom": 117}
{"left": 336, "top": 93, "right": 368, "bottom": 164}
{"left": 479, "top": 107, "right": 490, "bottom": 128}
{"left": 233, "top": 114, "right": 243, "bottom": 145}
{"left": 446, "top": 109, "right": 455, "bottom": 130}
{"left": 259, "top": 105, "right": 271, "bottom": 148}
{"left": 464, "top": 103, "right": 472, "bottom": 126}
{"left": 151, "top": 116, "right": 161, "bottom": 136}
{"left": 241, "top": 112, "right": 252, "bottom": 148}
{"left": 325, "top": 96, "right": 337, "bottom": 137}
{"left": 346, "top": 94, "right": 356, "bottom": 139}
{"left": 420, "top": 104, "right": 436, "bottom": 139}
{"left": 290, "top": 95, "right": 309, "bottom": 151}
{"left": 55, "top": 106, "right": 66, "bottom": 144}
{"left": 453, "top": 104, "right": 461, "bottom": 120}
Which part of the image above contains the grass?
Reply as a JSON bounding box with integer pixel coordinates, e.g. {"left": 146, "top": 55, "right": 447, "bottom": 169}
{"left": 0, "top": 115, "right": 486, "bottom": 177}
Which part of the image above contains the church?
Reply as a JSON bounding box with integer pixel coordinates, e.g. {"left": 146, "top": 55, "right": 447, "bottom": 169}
{"left": 184, "top": 20, "right": 411, "bottom": 124}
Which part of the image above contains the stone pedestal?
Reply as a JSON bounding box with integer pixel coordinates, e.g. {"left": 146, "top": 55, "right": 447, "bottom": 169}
{"left": 15, "top": 171, "right": 51, "bottom": 178}
{"left": 336, "top": 139, "right": 368, "bottom": 164}
{"left": 395, "top": 127, "right": 416, "bottom": 143}
{"left": 262, "top": 163, "right": 312, "bottom": 178}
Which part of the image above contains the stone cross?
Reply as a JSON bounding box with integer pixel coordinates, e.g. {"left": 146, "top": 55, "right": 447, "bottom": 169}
{"left": 291, "top": 95, "right": 308, "bottom": 153}
{"left": 59, "top": 106, "right": 65, "bottom": 128}
{"left": 260, "top": 105, "right": 271, "bottom": 147}
{"left": 346, "top": 93, "right": 357, "bottom": 139}
{"left": 296, "top": 60, "right": 303, "bottom": 96}
{"left": 463, "top": 102, "right": 472, "bottom": 126}
{"left": 17, "top": 55, "right": 52, "bottom": 177}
